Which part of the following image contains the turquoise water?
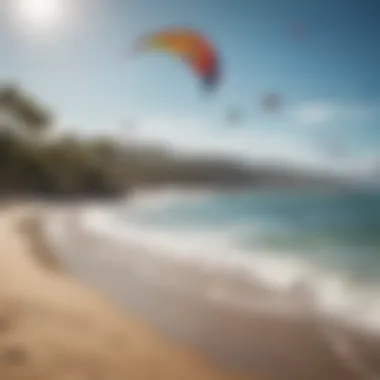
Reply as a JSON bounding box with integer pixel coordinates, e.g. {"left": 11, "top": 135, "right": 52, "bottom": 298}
{"left": 89, "top": 188, "right": 380, "bottom": 332}
{"left": 121, "top": 190, "right": 380, "bottom": 283}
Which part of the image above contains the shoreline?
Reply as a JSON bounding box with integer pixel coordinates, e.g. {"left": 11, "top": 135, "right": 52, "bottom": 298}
{"left": 18, "top": 215, "right": 64, "bottom": 273}
{"left": 0, "top": 204, "right": 247, "bottom": 380}
{"left": 41, "top": 204, "right": 380, "bottom": 380}
{"left": 75, "top": 200, "right": 380, "bottom": 337}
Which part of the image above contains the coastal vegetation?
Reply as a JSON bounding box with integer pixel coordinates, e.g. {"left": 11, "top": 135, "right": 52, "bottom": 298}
{"left": 0, "top": 83, "right": 342, "bottom": 198}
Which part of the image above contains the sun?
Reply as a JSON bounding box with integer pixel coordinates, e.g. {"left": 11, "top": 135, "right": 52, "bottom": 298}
{"left": 9, "top": 0, "right": 69, "bottom": 35}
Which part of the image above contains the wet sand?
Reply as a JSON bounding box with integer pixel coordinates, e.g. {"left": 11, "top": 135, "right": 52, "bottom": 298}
{"left": 42, "top": 207, "right": 380, "bottom": 380}
{"left": 0, "top": 204, "right": 246, "bottom": 380}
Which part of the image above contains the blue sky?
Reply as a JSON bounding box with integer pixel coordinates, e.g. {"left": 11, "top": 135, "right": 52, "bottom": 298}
{"left": 0, "top": 0, "right": 379, "bottom": 174}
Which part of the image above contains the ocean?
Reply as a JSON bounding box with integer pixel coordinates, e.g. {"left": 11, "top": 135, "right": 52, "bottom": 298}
{"left": 79, "top": 188, "right": 380, "bottom": 335}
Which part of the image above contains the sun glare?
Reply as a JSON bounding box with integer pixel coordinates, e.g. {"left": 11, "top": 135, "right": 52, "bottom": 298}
{"left": 9, "top": 0, "right": 69, "bottom": 35}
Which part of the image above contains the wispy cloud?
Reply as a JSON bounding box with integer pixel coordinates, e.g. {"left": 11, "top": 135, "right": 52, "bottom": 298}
{"left": 130, "top": 101, "right": 380, "bottom": 178}
{"left": 57, "top": 98, "right": 380, "bottom": 179}
{"left": 292, "top": 102, "right": 337, "bottom": 125}
{"left": 134, "top": 114, "right": 326, "bottom": 168}
{"left": 290, "top": 99, "right": 380, "bottom": 127}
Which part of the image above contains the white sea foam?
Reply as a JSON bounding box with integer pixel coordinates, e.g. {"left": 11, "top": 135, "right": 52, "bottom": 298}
{"left": 126, "top": 188, "right": 218, "bottom": 213}
{"left": 71, "top": 204, "right": 380, "bottom": 336}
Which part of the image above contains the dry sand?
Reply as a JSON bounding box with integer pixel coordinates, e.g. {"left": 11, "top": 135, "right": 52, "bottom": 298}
{"left": 0, "top": 204, "right": 247, "bottom": 380}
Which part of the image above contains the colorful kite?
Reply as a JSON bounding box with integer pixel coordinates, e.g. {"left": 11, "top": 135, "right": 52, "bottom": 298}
{"left": 132, "top": 28, "right": 220, "bottom": 91}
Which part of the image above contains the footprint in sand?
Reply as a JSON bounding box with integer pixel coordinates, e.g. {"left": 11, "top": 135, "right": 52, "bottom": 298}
{"left": 0, "top": 315, "right": 11, "bottom": 332}
{"left": 0, "top": 345, "right": 28, "bottom": 366}
{"left": 0, "top": 300, "right": 20, "bottom": 333}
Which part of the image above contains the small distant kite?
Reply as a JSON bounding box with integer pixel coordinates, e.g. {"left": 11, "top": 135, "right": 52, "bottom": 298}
{"left": 292, "top": 23, "right": 308, "bottom": 40}
{"left": 131, "top": 28, "right": 220, "bottom": 92}
{"left": 224, "top": 106, "right": 244, "bottom": 126}
{"left": 261, "top": 93, "right": 283, "bottom": 113}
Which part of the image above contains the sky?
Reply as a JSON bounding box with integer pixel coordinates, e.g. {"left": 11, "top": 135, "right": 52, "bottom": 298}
{"left": 0, "top": 0, "right": 379, "bottom": 176}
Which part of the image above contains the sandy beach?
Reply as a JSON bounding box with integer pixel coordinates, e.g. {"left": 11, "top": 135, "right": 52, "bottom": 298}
{"left": 0, "top": 203, "right": 247, "bottom": 380}
{"left": 40, "top": 205, "right": 380, "bottom": 380}
{"left": 1, "top": 202, "right": 379, "bottom": 380}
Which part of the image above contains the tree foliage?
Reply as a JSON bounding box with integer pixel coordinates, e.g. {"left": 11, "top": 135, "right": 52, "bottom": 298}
{"left": 0, "top": 84, "right": 53, "bottom": 136}
{"left": 0, "top": 83, "right": 258, "bottom": 199}
{"left": 0, "top": 83, "right": 331, "bottom": 199}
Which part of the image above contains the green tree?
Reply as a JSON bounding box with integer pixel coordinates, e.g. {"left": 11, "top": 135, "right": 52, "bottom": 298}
{"left": 0, "top": 83, "right": 54, "bottom": 137}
